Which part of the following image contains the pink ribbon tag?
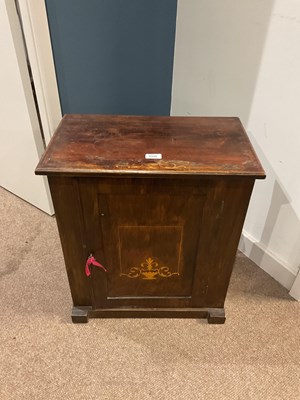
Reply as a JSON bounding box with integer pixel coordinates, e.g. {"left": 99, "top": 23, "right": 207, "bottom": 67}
{"left": 85, "top": 255, "right": 108, "bottom": 277}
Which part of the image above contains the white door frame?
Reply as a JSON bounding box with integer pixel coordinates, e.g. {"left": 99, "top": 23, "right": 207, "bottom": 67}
{"left": 1, "top": 0, "right": 54, "bottom": 214}
{"left": 18, "top": 0, "right": 62, "bottom": 144}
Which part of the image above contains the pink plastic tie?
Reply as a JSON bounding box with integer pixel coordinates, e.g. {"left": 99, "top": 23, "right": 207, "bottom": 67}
{"left": 85, "top": 255, "right": 108, "bottom": 277}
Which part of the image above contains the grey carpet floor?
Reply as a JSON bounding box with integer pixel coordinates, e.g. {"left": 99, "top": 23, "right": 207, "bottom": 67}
{"left": 0, "top": 187, "right": 299, "bottom": 400}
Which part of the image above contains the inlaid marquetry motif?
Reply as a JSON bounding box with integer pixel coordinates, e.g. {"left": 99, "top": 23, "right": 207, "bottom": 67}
{"left": 121, "top": 257, "right": 179, "bottom": 280}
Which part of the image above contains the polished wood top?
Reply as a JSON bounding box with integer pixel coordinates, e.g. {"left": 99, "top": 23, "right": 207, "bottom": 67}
{"left": 36, "top": 114, "right": 265, "bottom": 178}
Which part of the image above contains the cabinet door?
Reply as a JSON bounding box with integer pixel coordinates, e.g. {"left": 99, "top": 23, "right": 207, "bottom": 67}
{"left": 79, "top": 177, "right": 209, "bottom": 309}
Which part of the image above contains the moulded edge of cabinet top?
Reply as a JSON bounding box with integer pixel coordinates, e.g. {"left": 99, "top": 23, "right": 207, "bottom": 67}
{"left": 35, "top": 114, "right": 266, "bottom": 178}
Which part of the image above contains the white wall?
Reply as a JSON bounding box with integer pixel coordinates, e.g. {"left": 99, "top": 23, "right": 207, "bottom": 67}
{"left": 172, "top": 0, "right": 300, "bottom": 291}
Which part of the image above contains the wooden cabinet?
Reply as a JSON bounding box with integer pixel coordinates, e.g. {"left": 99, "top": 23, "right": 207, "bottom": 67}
{"left": 36, "top": 115, "right": 265, "bottom": 323}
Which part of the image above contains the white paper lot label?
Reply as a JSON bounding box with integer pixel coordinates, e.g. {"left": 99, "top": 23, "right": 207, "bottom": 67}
{"left": 145, "top": 153, "right": 162, "bottom": 160}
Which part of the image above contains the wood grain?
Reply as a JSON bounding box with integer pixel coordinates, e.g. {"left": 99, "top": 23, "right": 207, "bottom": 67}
{"left": 78, "top": 177, "right": 206, "bottom": 309}
{"left": 36, "top": 114, "right": 265, "bottom": 178}
{"left": 48, "top": 176, "right": 91, "bottom": 306}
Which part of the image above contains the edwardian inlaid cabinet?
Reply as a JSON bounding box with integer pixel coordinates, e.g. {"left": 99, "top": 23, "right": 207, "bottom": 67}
{"left": 36, "top": 115, "right": 265, "bottom": 323}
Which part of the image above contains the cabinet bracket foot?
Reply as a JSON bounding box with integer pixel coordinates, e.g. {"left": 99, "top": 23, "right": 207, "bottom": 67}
{"left": 71, "top": 306, "right": 92, "bottom": 323}
{"left": 207, "top": 308, "right": 226, "bottom": 324}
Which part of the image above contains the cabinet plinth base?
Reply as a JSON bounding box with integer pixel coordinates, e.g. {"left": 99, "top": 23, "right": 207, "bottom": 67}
{"left": 71, "top": 306, "right": 226, "bottom": 324}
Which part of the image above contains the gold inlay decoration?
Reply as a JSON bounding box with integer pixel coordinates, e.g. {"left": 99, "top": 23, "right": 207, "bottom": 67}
{"left": 121, "top": 257, "right": 179, "bottom": 280}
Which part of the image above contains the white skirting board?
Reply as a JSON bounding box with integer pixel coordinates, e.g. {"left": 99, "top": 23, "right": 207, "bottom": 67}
{"left": 238, "top": 231, "right": 299, "bottom": 297}
{"left": 289, "top": 272, "right": 300, "bottom": 300}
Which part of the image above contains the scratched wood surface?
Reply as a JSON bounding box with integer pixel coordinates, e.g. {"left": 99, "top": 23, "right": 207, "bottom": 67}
{"left": 35, "top": 114, "right": 265, "bottom": 178}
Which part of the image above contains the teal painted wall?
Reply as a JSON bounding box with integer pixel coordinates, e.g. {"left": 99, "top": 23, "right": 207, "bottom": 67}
{"left": 46, "top": 0, "right": 178, "bottom": 115}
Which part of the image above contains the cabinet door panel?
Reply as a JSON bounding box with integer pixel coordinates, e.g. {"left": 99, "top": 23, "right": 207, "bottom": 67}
{"left": 79, "top": 178, "right": 209, "bottom": 308}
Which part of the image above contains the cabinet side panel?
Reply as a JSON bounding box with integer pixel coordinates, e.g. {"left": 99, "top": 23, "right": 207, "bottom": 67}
{"left": 192, "top": 178, "right": 255, "bottom": 307}
{"left": 48, "top": 176, "right": 91, "bottom": 305}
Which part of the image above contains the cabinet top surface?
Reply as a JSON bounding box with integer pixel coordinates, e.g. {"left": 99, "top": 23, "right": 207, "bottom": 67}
{"left": 36, "top": 114, "right": 265, "bottom": 178}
